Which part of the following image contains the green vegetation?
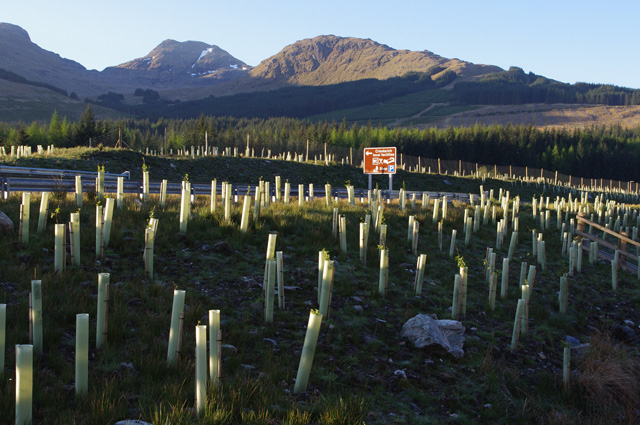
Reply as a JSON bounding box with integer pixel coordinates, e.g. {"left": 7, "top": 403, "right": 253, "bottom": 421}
{"left": 3, "top": 111, "right": 640, "bottom": 182}
{"left": 1, "top": 150, "right": 639, "bottom": 424}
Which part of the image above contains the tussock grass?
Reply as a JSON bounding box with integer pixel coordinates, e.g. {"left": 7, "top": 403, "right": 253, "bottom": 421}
{"left": 575, "top": 332, "right": 640, "bottom": 424}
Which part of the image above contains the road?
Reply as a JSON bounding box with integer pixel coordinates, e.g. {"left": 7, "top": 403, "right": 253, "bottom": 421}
{"left": 1, "top": 175, "right": 473, "bottom": 203}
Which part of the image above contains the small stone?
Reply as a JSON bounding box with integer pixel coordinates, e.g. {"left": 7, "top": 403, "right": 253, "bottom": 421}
{"left": 565, "top": 335, "right": 580, "bottom": 347}
{"left": 484, "top": 404, "right": 492, "bottom": 409}
{"left": 612, "top": 325, "right": 635, "bottom": 342}
{"left": 393, "top": 369, "right": 407, "bottom": 379}
{"left": 118, "top": 362, "right": 136, "bottom": 374}
{"left": 0, "top": 211, "right": 14, "bottom": 234}
{"left": 353, "top": 305, "right": 364, "bottom": 313}
{"left": 211, "top": 241, "right": 234, "bottom": 255}
{"left": 222, "top": 344, "right": 238, "bottom": 353}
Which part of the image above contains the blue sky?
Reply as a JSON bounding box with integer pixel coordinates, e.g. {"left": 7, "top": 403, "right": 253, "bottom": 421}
{"left": 4, "top": 0, "right": 639, "bottom": 88}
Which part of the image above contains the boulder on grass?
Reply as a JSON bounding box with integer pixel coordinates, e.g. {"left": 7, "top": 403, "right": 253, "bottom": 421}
{"left": 0, "top": 211, "right": 14, "bottom": 235}
{"left": 401, "top": 314, "right": 465, "bottom": 359}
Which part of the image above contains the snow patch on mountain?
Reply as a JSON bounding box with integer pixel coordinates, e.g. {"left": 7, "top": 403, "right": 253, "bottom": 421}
{"left": 192, "top": 47, "right": 214, "bottom": 68}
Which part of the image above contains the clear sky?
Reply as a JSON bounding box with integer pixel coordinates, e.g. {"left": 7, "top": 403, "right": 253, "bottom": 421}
{"left": 4, "top": 0, "right": 639, "bottom": 89}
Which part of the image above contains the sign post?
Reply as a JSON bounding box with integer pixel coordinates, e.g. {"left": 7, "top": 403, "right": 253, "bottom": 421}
{"left": 363, "top": 147, "right": 397, "bottom": 194}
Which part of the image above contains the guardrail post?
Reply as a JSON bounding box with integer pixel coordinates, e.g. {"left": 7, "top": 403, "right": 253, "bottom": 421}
{"left": 1, "top": 178, "right": 7, "bottom": 199}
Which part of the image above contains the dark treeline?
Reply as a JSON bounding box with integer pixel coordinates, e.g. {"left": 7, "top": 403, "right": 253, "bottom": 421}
{"left": 2, "top": 108, "right": 640, "bottom": 182}
{"left": 454, "top": 67, "right": 640, "bottom": 106}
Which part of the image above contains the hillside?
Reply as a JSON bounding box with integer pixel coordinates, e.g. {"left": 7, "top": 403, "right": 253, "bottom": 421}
{"left": 0, "top": 23, "right": 96, "bottom": 98}
{"left": 0, "top": 79, "right": 126, "bottom": 122}
{"left": 430, "top": 103, "right": 640, "bottom": 129}
{"left": 0, "top": 149, "right": 639, "bottom": 424}
{"left": 98, "top": 39, "right": 250, "bottom": 96}
{"left": 2, "top": 23, "right": 640, "bottom": 128}
{"left": 0, "top": 24, "right": 504, "bottom": 101}
{"left": 227, "top": 35, "right": 502, "bottom": 93}
{"left": 308, "top": 95, "right": 640, "bottom": 130}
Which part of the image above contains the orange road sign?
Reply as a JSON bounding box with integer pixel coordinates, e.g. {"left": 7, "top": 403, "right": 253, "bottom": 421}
{"left": 363, "top": 147, "right": 396, "bottom": 174}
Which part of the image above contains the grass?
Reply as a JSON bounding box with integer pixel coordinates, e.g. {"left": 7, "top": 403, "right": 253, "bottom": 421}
{"left": 0, "top": 150, "right": 639, "bottom": 424}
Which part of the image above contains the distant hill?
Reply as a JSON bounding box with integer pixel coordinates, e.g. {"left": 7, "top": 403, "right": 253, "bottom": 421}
{"left": 2, "top": 22, "right": 640, "bottom": 128}
{"left": 246, "top": 35, "right": 501, "bottom": 89}
{"left": 99, "top": 39, "right": 250, "bottom": 97}
{"left": 0, "top": 23, "right": 96, "bottom": 97}
{"left": 0, "top": 23, "right": 503, "bottom": 100}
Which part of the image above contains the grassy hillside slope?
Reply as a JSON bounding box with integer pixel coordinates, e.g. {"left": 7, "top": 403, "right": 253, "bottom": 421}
{"left": 0, "top": 149, "right": 639, "bottom": 424}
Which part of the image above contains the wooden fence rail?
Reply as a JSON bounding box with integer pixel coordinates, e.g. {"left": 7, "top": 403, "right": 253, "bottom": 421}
{"left": 576, "top": 212, "right": 639, "bottom": 273}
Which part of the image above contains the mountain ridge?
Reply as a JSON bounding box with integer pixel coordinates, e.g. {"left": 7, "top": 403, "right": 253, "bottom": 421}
{"left": 3, "top": 22, "right": 640, "bottom": 129}
{"left": 0, "top": 23, "right": 504, "bottom": 99}
{"left": 249, "top": 35, "right": 502, "bottom": 86}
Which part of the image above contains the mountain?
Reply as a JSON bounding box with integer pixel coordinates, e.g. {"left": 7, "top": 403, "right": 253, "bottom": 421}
{"left": 0, "top": 24, "right": 503, "bottom": 100}
{"left": 99, "top": 39, "right": 250, "bottom": 95}
{"left": 3, "top": 22, "right": 640, "bottom": 129}
{"left": 112, "top": 39, "right": 248, "bottom": 75}
{"left": 0, "top": 23, "right": 250, "bottom": 99}
{"left": 245, "top": 35, "right": 502, "bottom": 89}
{"left": 0, "top": 22, "right": 97, "bottom": 97}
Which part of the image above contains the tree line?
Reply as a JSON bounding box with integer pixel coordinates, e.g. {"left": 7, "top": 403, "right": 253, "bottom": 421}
{"left": 2, "top": 108, "right": 640, "bottom": 182}
{"left": 454, "top": 67, "right": 640, "bottom": 106}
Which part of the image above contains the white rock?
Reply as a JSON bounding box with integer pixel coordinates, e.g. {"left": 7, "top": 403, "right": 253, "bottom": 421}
{"left": 401, "top": 314, "right": 465, "bottom": 359}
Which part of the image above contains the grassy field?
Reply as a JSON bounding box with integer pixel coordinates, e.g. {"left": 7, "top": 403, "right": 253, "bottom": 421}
{"left": 1, "top": 149, "right": 639, "bottom": 424}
